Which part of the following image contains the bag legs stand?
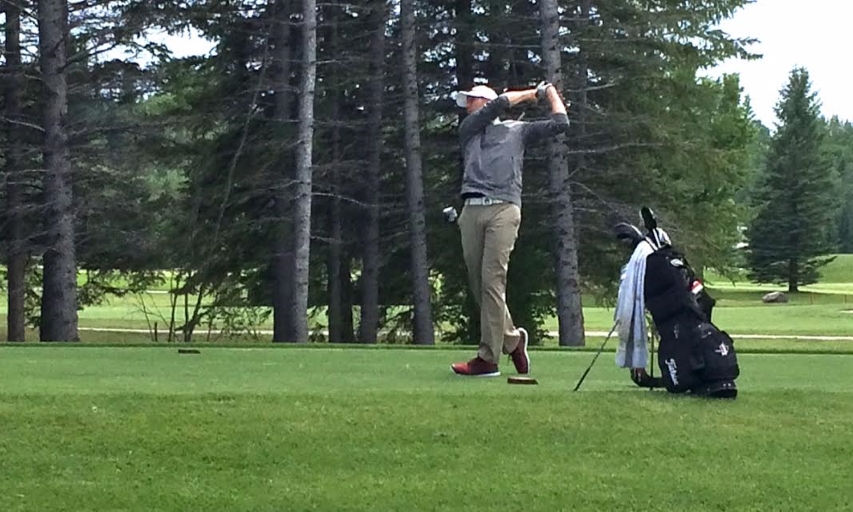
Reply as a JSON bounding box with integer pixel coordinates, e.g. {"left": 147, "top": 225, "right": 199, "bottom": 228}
{"left": 647, "top": 312, "right": 658, "bottom": 390}
{"left": 649, "top": 331, "right": 655, "bottom": 390}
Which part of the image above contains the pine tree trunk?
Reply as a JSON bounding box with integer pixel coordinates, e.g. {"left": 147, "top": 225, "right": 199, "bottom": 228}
{"left": 539, "top": 0, "right": 585, "bottom": 346}
{"left": 454, "top": 0, "right": 473, "bottom": 96}
{"left": 4, "top": 1, "right": 27, "bottom": 342}
{"left": 271, "top": 0, "right": 295, "bottom": 342}
{"left": 789, "top": 228, "right": 800, "bottom": 293}
{"left": 327, "top": 208, "right": 344, "bottom": 342}
{"left": 288, "top": 0, "right": 317, "bottom": 343}
{"left": 358, "top": 0, "right": 387, "bottom": 344}
{"left": 484, "top": 0, "right": 509, "bottom": 85}
{"left": 38, "top": 0, "right": 78, "bottom": 342}
{"left": 327, "top": 15, "right": 344, "bottom": 342}
{"left": 339, "top": 251, "right": 355, "bottom": 342}
{"left": 327, "top": 188, "right": 344, "bottom": 342}
{"left": 273, "top": 222, "right": 295, "bottom": 341}
{"left": 454, "top": 0, "right": 480, "bottom": 339}
{"left": 400, "top": 0, "right": 435, "bottom": 345}
{"left": 454, "top": 0, "right": 473, "bottom": 188}
{"left": 788, "top": 258, "right": 799, "bottom": 292}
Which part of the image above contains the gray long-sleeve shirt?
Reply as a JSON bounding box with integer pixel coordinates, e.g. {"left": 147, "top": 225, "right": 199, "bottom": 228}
{"left": 459, "top": 95, "right": 569, "bottom": 206}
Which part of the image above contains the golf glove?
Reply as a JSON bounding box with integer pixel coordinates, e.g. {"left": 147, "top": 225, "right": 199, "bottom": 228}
{"left": 536, "top": 81, "right": 552, "bottom": 100}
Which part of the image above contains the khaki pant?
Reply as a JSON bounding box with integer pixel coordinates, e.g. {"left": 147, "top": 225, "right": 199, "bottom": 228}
{"left": 458, "top": 202, "right": 523, "bottom": 364}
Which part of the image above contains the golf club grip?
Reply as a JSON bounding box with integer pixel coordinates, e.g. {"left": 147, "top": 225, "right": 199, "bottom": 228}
{"left": 641, "top": 206, "right": 656, "bottom": 231}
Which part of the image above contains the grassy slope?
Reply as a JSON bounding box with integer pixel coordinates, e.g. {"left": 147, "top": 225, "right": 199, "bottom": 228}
{"left": 1, "top": 347, "right": 852, "bottom": 511}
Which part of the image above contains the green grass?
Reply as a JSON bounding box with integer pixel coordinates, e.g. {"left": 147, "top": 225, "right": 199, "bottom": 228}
{"left": 1, "top": 346, "right": 853, "bottom": 511}
{"left": 805, "top": 253, "right": 853, "bottom": 283}
{"left": 2, "top": 254, "right": 852, "bottom": 340}
{"left": 544, "top": 301, "right": 853, "bottom": 336}
{"left": 3, "top": 289, "right": 852, "bottom": 338}
{"left": 564, "top": 254, "right": 853, "bottom": 335}
{"left": 4, "top": 334, "right": 853, "bottom": 353}
{"left": 703, "top": 253, "right": 853, "bottom": 285}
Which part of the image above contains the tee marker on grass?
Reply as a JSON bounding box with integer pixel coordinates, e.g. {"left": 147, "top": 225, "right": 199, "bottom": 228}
{"left": 507, "top": 376, "right": 538, "bottom": 385}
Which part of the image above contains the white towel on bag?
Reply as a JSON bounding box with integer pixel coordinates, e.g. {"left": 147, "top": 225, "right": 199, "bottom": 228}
{"left": 614, "top": 240, "right": 655, "bottom": 368}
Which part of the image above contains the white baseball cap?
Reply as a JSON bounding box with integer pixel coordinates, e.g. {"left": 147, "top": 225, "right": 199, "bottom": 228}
{"left": 454, "top": 85, "right": 498, "bottom": 107}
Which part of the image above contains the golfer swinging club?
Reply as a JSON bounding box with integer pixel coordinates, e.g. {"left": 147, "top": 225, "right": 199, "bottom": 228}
{"left": 450, "top": 81, "right": 569, "bottom": 377}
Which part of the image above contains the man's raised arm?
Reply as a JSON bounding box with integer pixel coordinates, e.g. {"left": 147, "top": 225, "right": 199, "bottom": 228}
{"left": 459, "top": 96, "right": 508, "bottom": 143}
{"left": 459, "top": 89, "right": 538, "bottom": 143}
{"left": 522, "top": 84, "right": 570, "bottom": 144}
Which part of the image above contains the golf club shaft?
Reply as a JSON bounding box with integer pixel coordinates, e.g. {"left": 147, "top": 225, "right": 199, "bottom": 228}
{"left": 572, "top": 322, "right": 618, "bottom": 392}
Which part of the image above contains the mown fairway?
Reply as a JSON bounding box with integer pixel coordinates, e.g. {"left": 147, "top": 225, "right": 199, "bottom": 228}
{"left": 1, "top": 346, "right": 852, "bottom": 511}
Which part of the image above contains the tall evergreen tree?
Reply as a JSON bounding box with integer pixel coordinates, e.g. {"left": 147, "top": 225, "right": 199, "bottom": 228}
{"left": 539, "top": 0, "right": 585, "bottom": 347}
{"left": 289, "top": 0, "right": 318, "bottom": 343}
{"left": 746, "top": 67, "right": 837, "bottom": 291}
{"left": 358, "top": 0, "right": 388, "bottom": 344}
{"left": 823, "top": 117, "right": 853, "bottom": 253}
{"left": 38, "top": 0, "right": 79, "bottom": 341}
{"left": 270, "top": 0, "right": 296, "bottom": 343}
{"left": 400, "top": 0, "right": 435, "bottom": 345}
{"left": 3, "top": 0, "right": 28, "bottom": 341}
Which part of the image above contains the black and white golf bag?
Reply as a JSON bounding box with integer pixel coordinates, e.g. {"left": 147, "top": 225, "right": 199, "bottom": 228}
{"left": 614, "top": 208, "right": 740, "bottom": 399}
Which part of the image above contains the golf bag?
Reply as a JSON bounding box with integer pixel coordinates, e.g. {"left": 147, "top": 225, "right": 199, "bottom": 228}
{"left": 615, "top": 210, "right": 740, "bottom": 399}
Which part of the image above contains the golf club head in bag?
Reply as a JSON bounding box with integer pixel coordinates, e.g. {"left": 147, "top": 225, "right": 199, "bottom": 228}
{"left": 639, "top": 206, "right": 671, "bottom": 251}
{"left": 640, "top": 206, "right": 657, "bottom": 231}
{"left": 614, "top": 222, "right": 645, "bottom": 248}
